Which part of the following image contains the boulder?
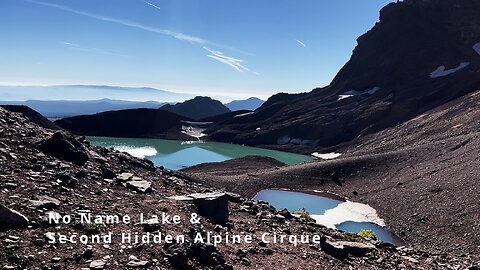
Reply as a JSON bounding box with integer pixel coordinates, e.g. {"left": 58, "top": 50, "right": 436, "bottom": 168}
{"left": 29, "top": 195, "right": 61, "bottom": 209}
{"left": 187, "top": 243, "right": 225, "bottom": 266}
{"left": 166, "top": 244, "right": 189, "bottom": 269}
{"left": 142, "top": 218, "right": 161, "bottom": 232}
{"left": 320, "top": 237, "right": 376, "bottom": 260}
{"left": 277, "top": 208, "right": 293, "bottom": 219}
{"left": 56, "top": 173, "right": 78, "bottom": 188}
{"left": 169, "top": 192, "right": 229, "bottom": 224}
{"left": 320, "top": 237, "right": 349, "bottom": 260}
{"left": 126, "top": 260, "right": 150, "bottom": 268}
{"left": 101, "top": 168, "right": 116, "bottom": 179}
{"left": 89, "top": 259, "right": 106, "bottom": 269}
{"left": 116, "top": 172, "right": 134, "bottom": 182}
{"left": 226, "top": 192, "right": 243, "bottom": 203}
{"left": 0, "top": 204, "right": 29, "bottom": 231}
{"left": 335, "top": 241, "right": 376, "bottom": 257}
{"left": 37, "top": 132, "right": 90, "bottom": 166}
{"left": 126, "top": 180, "right": 152, "bottom": 193}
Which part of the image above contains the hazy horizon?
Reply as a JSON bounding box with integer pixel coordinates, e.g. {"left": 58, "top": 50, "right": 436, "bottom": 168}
{"left": 0, "top": 84, "right": 269, "bottom": 103}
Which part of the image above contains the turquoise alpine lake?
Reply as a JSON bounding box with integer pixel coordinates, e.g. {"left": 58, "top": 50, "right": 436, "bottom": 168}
{"left": 87, "top": 136, "right": 313, "bottom": 170}
{"left": 255, "top": 189, "right": 406, "bottom": 246}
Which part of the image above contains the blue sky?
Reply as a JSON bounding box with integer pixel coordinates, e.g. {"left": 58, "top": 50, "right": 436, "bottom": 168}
{"left": 0, "top": 0, "right": 393, "bottom": 99}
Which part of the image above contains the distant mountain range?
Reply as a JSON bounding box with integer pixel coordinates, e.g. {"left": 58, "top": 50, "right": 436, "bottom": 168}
{"left": 225, "top": 97, "right": 264, "bottom": 111}
{"left": 0, "top": 99, "right": 167, "bottom": 118}
{"left": 0, "top": 84, "right": 263, "bottom": 118}
{"left": 56, "top": 96, "right": 234, "bottom": 138}
{"left": 0, "top": 85, "right": 194, "bottom": 103}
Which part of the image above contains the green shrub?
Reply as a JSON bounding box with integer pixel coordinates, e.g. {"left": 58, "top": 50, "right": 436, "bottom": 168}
{"left": 358, "top": 229, "right": 377, "bottom": 240}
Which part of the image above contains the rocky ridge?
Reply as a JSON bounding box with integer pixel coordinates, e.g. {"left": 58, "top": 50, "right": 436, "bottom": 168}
{"left": 183, "top": 89, "right": 480, "bottom": 260}
{"left": 1, "top": 107, "right": 478, "bottom": 269}
{"left": 205, "top": 0, "right": 480, "bottom": 151}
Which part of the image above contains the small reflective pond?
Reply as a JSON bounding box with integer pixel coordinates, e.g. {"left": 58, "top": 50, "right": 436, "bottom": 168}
{"left": 255, "top": 189, "right": 406, "bottom": 246}
{"left": 336, "top": 221, "right": 405, "bottom": 246}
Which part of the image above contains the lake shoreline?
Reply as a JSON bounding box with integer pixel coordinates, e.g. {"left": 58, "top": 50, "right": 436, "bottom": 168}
{"left": 181, "top": 145, "right": 480, "bottom": 258}
{"left": 87, "top": 136, "right": 313, "bottom": 171}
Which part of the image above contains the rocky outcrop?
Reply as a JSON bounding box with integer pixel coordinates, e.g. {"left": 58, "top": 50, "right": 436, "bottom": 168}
{"left": 186, "top": 89, "right": 480, "bottom": 257}
{"left": 55, "top": 108, "right": 194, "bottom": 140}
{"left": 115, "top": 172, "right": 152, "bottom": 193}
{"left": 320, "top": 237, "right": 376, "bottom": 260}
{"left": 36, "top": 131, "right": 90, "bottom": 165}
{"left": 169, "top": 192, "right": 229, "bottom": 224}
{"left": 89, "top": 259, "right": 106, "bottom": 269}
{"left": 0, "top": 105, "right": 477, "bottom": 269}
{"left": 0, "top": 204, "right": 29, "bottom": 231}
{"left": 0, "top": 105, "right": 60, "bottom": 130}
{"left": 159, "top": 96, "right": 231, "bottom": 120}
{"left": 28, "top": 195, "right": 61, "bottom": 209}
{"left": 181, "top": 156, "right": 286, "bottom": 176}
{"left": 206, "top": 0, "right": 480, "bottom": 150}
{"left": 126, "top": 180, "right": 152, "bottom": 193}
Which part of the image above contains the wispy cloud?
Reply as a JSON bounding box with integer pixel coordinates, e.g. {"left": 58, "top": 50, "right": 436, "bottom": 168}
{"left": 62, "top": 42, "right": 128, "bottom": 57}
{"left": 203, "top": 47, "right": 250, "bottom": 73}
{"left": 144, "top": 1, "right": 161, "bottom": 10}
{"left": 296, "top": 39, "right": 306, "bottom": 48}
{"left": 26, "top": 0, "right": 208, "bottom": 45}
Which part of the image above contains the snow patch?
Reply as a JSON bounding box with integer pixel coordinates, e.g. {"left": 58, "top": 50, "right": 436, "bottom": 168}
{"left": 338, "top": 94, "right": 354, "bottom": 101}
{"left": 312, "top": 152, "right": 342, "bottom": 160}
{"left": 181, "top": 125, "right": 206, "bottom": 140}
{"left": 338, "top": 87, "right": 381, "bottom": 101}
{"left": 181, "top": 141, "right": 204, "bottom": 145}
{"left": 234, "top": 112, "right": 254, "bottom": 118}
{"left": 114, "top": 146, "right": 157, "bottom": 159}
{"left": 473, "top": 42, "right": 480, "bottom": 56}
{"left": 311, "top": 201, "right": 385, "bottom": 229}
{"left": 430, "top": 62, "right": 469, "bottom": 78}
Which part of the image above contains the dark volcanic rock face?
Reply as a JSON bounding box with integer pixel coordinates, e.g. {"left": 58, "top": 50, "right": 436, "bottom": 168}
{"left": 55, "top": 108, "right": 193, "bottom": 139}
{"left": 0, "top": 105, "right": 60, "bottom": 130}
{"left": 37, "top": 131, "right": 90, "bottom": 166}
{"left": 160, "top": 96, "right": 231, "bottom": 120}
{"left": 5, "top": 106, "right": 476, "bottom": 269}
{"left": 186, "top": 89, "right": 480, "bottom": 258}
{"left": 0, "top": 204, "right": 29, "bottom": 231}
{"left": 206, "top": 0, "right": 480, "bottom": 150}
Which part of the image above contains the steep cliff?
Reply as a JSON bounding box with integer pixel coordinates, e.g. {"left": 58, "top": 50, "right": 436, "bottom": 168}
{"left": 207, "top": 0, "right": 480, "bottom": 150}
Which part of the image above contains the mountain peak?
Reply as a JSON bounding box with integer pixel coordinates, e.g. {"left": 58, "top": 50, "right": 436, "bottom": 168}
{"left": 160, "top": 96, "right": 230, "bottom": 120}
{"left": 207, "top": 0, "right": 480, "bottom": 149}
{"left": 225, "top": 97, "right": 265, "bottom": 111}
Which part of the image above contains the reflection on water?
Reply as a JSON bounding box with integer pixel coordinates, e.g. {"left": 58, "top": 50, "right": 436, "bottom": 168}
{"left": 336, "top": 221, "right": 406, "bottom": 246}
{"left": 255, "top": 189, "right": 406, "bottom": 246}
{"left": 87, "top": 136, "right": 313, "bottom": 170}
{"left": 255, "top": 189, "right": 341, "bottom": 215}
{"left": 113, "top": 145, "right": 158, "bottom": 159}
